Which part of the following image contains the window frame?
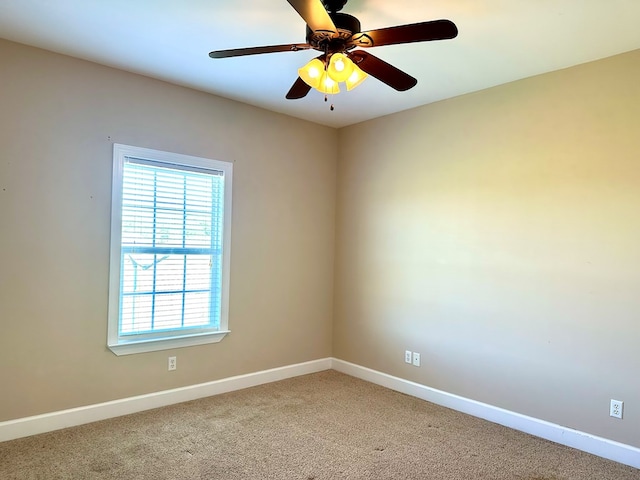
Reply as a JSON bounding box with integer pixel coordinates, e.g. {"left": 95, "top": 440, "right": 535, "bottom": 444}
{"left": 107, "top": 144, "right": 232, "bottom": 356}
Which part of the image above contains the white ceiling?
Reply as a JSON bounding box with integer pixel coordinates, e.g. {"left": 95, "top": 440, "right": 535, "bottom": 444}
{"left": 1, "top": 0, "right": 639, "bottom": 128}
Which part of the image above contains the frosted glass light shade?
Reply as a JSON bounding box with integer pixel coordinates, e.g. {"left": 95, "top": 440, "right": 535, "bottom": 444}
{"left": 315, "top": 72, "right": 340, "bottom": 94}
{"left": 327, "top": 53, "right": 355, "bottom": 83}
{"left": 345, "top": 64, "right": 368, "bottom": 91}
{"left": 298, "top": 58, "right": 325, "bottom": 89}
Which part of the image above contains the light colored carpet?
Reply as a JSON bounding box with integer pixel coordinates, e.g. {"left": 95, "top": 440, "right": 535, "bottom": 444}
{"left": 0, "top": 370, "right": 637, "bottom": 479}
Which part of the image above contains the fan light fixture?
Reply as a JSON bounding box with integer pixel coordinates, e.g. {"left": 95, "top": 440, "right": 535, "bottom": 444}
{"left": 209, "top": 0, "right": 459, "bottom": 101}
{"left": 298, "top": 53, "right": 368, "bottom": 94}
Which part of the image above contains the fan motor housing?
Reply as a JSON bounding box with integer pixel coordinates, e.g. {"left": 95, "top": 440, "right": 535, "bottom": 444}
{"left": 306, "top": 12, "right": 361, "bottom": 52}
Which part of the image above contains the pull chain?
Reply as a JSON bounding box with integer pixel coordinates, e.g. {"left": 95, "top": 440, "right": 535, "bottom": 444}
{"left": 323, "top": 47, "right": 335, "bottom": 111}
{"left": 324, "top": 94, "right": 335, "bottom": 111}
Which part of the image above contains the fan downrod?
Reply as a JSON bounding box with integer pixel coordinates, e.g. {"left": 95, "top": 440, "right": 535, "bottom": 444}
{"left": 322, "top": 0, "right": 348, "bottom": 13}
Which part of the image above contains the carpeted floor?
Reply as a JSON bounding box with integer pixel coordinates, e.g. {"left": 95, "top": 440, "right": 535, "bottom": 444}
{"left": 0, "top": 370, "right": 638, "bottom": 479}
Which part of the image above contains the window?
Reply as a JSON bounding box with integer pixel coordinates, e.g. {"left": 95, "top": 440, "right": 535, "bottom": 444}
{"left": 108, "top": 144, "right": 232, "bottom": 355}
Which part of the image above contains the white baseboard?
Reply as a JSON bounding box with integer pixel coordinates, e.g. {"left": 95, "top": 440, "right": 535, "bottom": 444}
{"left": 331, "top": 358, "right": 640, "bottom": 470}
{"left": 3, "top": 357, "right": 638, "bottom": 471}
{"left": 0, "top": 358, "right": 332, "bottom": 443}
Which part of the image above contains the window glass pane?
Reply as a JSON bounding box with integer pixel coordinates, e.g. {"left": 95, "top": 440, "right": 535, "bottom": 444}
{"left": 120, "top": 294, "right": 153, "bottom": 334}
{"left": 184, "top": 255, "right": 213, "bottom": 291}
{"left": 122, "top": 254, "right": 156, "bottom": 294}
{"left": 185, "top": 211, "right": 212, "bottom": 248}
{"left": 121, "top": 207, "right": 154, "bottom": 245}
{"left": 153, "top": 255, "right": 182, "bottom": 292}
{"left": 183, "top": 292, "right": 212, "bottom": 327}
{"left": 155, "top": 210, "right": 185, "bottom": 246}
{"left": 154, "top": 293, "right": 186, "bottom": 330}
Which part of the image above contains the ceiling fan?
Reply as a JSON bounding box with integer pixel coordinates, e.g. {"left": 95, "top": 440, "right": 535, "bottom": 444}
{"left": 209, "top": 0, "right": 458, "bottom": 100}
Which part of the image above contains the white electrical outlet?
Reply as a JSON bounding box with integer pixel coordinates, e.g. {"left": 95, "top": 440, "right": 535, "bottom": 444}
{"left": 168, "top": 356, "right": 177, "bottom": 371}
{"left": 405, "top": 350, "right": 412, "bottom": 364}
{"left": 412, "top": 352, "right": 421, "bottom": 367}
{"left": 610, "top": 399, "right": 623, "bottom": 419}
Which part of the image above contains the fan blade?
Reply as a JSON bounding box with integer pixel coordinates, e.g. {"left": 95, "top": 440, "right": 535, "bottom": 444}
{"left": 287, "top": 0, "right": 337, "bottom": 34}
{"left": 209, "top": 43, "right": 310, "bottom": 59}
{"left": 348, "top": 51, "right": 417, "bottom": 91}
{"left": 286, "top": 77, "right": 312, "bottom": 99}
{"left": 349, "top": 19, "right": 458, "bottom": 48}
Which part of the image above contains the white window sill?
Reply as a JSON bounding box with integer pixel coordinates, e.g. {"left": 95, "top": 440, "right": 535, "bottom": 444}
{"left": 108, "top": 330, "right": 230, "bottom": 356}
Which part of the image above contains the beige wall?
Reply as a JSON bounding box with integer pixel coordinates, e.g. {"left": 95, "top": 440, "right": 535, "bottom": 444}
{"left": 2, "top": 35, "right": 639, "bottom": 450}
{"left": 0, "top": 39, "right": 336, "bottom": 421}
{"left": 334, "top": 49, "right": 640, "bottom": 447}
